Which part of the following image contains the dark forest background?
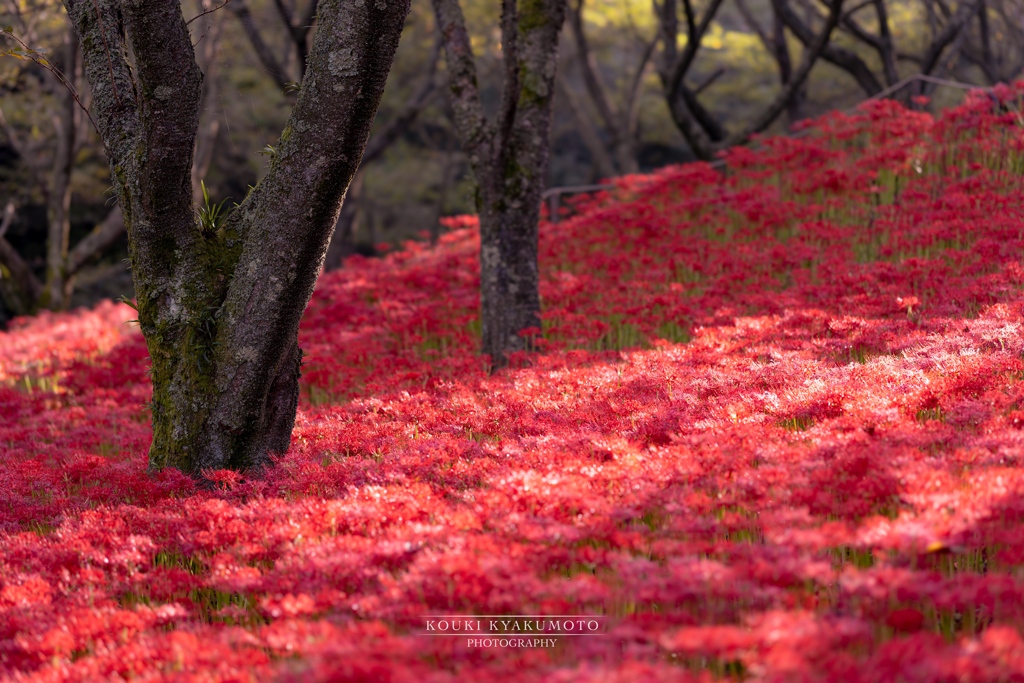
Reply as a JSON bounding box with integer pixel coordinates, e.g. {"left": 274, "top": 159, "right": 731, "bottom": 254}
{"left": 1, "top": 0, "right": 1019, "bottom": 327}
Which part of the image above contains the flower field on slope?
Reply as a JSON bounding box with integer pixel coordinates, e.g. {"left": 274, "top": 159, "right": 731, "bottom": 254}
{"left": 2, "top": 86, "right": 1024, "bottom": 682}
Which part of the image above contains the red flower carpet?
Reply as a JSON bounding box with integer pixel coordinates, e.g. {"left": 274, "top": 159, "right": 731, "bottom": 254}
{"left": 2, "top": 86, "right": 1024, "bottom": 681}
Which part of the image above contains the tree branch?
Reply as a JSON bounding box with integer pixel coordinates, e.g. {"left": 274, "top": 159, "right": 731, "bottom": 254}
{"left": 66, "top": 205, "right": 125, "bottom": 276}
{"left": 119, "top": 0, "right": 203, "bottom": 256}
{"left": 187, "top": 0, "right": 235, "bottom": 26}
{"left": 667, "top": 0, "right": 727, "bottom": 107}
{"left": 623, "top": 36, "right": 657, "bottom": 139}
{"left": 773, "top": 0, "right": 882, "bottom": 95}
{"left": 62, "top": 0, "right": 138, "bottom": 169}
{"left": 724, "top": 0, "right": 843, "bottom": 146}
{"left": 736, "top": 0, "right": 772, "bottom": 49}
{"left": 362, "top": 39, "right": 441, "bottom": 166}
{"left": 431, "top": 0, "right": 492, "bottom": 174}
{"left": 230, "top": 0, "right": 291, "bottom": 90}
{"left": 919, "top": 0, "right": 983, "bottom": 77}
{"left": 872, "top": 0, "right": 899, "bottom": 86}
{"left": 568, "top": 0, "right": 619, "bottom": 134}
{"left": 278, "top": 0, "right": 319, "bottom": 77}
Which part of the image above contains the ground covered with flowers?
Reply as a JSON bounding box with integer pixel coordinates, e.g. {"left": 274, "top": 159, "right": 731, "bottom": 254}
{"left": 2, "top": 86, "right": 1024, "bottom": 681}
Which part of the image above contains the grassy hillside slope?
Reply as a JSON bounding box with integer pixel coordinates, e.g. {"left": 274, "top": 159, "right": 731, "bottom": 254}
{"left": 1, "top": 85, "right": 1024, "bottom": 682}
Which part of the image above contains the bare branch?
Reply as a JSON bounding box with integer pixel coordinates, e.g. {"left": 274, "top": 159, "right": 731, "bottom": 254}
{"left": 67, "top": 205, "right": 124, "bottom": 276}
{"left": 725, "top": 0, "right": 844, "bottom": 146}
{"left": 773, "top": 0, "right": 882, "bottom": 95}
{"left": 187, "top": 0, "right": 235, "bottom": 26}
{"left": 568, "top": 0, "right": 618, "bottom": 133}
{"left": 656, "top": 0, "right": 678, "bottom": 77}
{"left": 274, "top": 0, "right": 320, "bottom": 77}
{"left": 0, "top": 27, "right": 101, "bottom": 137}
{"left": 362, "top": 38, "right": 441, "bottom": 166}
{"left": 666, "top": 0, "right": 727, "bottom": 107}
{"left": 920, "top": 0, "right": 983, "bottom": 77}
{"left": 692, "top": 66, "right": 725, "bottom": 95}
{"left": 431, "top": 0, "right": 492, "bottom": 170}
{"left": 623, "top": 36, "right": 657, "bottom": 138}
{"left": 230, "top": 0, "right": 291, "bottom": 90}
{"left": 736, "top": 0, "right": 772, "bottom": 48}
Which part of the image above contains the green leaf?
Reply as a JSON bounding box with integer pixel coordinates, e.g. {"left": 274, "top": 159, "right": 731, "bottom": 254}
{"left": 117, "top": 295, "right": 139, "bottom": 312}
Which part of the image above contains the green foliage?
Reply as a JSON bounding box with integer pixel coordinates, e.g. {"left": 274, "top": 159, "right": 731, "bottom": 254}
{"left": 197, "top": 180, "right": 230, "bottom": 237}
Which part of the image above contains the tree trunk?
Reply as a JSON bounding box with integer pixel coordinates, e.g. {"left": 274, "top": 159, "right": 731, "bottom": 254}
{"left": 432, "top": 0, "right": 567, "bottom": 370}
{"left": 64, "top": 0, "right": 409, "bottom": 476}
{"left": 477, "top": 188, "right": 542, "bottom": 366}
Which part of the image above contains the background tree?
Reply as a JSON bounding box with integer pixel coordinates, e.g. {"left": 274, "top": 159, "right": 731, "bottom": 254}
{"left": 61, "top": 0, "right": 409, "bottom": 476}
{"left": 560, "top": 0, "right": 656, "bottom": 176}
{"left": 228, "top": 0, "right": 442, "bottom": 270}
{"left": 432, "top": 0, "right": 569, "bottom": 370}
{"left": 656, "top": 0, "right": 843, "bottom": 160}
{"left": 0, "top": 6, "right": 124, "bottom": 314}
{"left": 4, "top": 0, "right": 1018, "bottom": 329}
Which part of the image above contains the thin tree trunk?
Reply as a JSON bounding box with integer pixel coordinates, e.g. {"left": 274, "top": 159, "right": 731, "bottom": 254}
{"left": 0, "top": 204, "right": 41, "bottom": 316}
{"left": 41, "top": 28, "right": 79, "bottom": 311}
{"left": 230, "top": 0, "right": 292, "bottom": 90}
{"left": 557, "top": 71, "right": 618, "bottom": 181}
{"left": 773, "top": 0, "right": 882, "bottom": 96}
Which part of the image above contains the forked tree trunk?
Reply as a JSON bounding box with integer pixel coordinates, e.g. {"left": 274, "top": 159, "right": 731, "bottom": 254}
{"left": 432, "top": 0, "right": 567, "bottom": 370}
{"left": 63, "top": 0, "right": 409, "bottom": 476}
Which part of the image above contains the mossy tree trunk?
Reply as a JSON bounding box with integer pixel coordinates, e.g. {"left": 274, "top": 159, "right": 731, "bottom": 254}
{"left": 63, "top": 0, "right": 409, "bottom": 476}
{"left": 432, "top": 0, "right": 567, "bottom": 370}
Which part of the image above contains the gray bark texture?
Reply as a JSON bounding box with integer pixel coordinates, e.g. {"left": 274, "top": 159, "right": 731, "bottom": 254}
{"left": 432, "top": 0, "right": 568, "bottom": 370}
{"left": 62, "top": 0, "right": 410, "bottom": 477}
